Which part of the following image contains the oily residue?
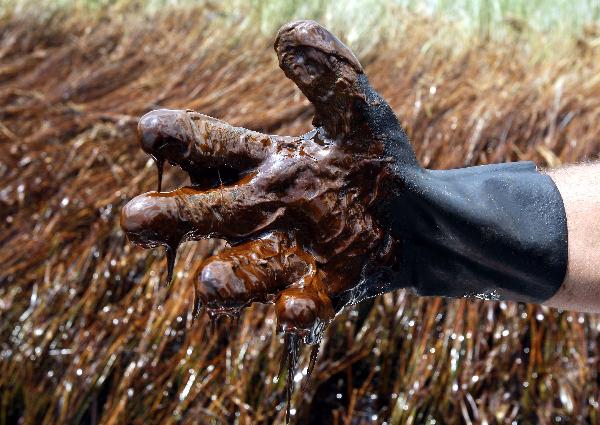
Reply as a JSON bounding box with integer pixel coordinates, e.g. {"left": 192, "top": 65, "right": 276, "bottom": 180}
{"left": 153, "top": 156, "right": 164, "bottom": 193}
{"left": 164, "top": 245, "right": 175, "bottom": 285}
{"left": 280, "top": 333, "right": 300, "bottom": 423}
{"left": 121, "top": 20, "right": 398, "bottom": 420}
{"left": 4, "top": 6, "right": 600, "bottom": 425}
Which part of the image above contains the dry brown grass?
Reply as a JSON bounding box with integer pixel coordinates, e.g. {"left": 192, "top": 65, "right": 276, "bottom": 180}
{"left": 1, "top": 5, "right": 600, "bottom": 424}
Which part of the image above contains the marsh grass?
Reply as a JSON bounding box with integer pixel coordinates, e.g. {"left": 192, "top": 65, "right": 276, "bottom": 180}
{"left": 0, "top": 2, "right": 599, "bottom": 424}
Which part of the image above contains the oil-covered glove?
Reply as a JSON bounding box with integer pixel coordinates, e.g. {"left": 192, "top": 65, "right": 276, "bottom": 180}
{"left": 120, "top": 20, "right": 568, "bottom": 342}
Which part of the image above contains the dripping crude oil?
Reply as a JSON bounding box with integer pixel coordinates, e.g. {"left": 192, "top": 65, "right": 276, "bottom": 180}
{"left": 4, "top": 4, "right": 600, "bottom": 425}
{"left": 120, "top": 20, "right": 402, "bottom": 421}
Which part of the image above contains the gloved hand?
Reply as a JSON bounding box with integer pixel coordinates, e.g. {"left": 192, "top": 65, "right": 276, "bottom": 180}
{"left": 120, "top": 20, "right": 568, "bottom": 342}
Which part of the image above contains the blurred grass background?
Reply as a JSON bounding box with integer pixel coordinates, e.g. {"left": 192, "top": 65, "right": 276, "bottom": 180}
{"left": 1, "top": 0, "right": 599, "bottom": 424}
{"left": 3, "top": 0, "right": 600, "bottom": 47}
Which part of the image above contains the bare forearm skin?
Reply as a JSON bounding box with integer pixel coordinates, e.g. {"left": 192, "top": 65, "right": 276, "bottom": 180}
{"left": 545, "top": 162, "right": 600, "bottom": 313}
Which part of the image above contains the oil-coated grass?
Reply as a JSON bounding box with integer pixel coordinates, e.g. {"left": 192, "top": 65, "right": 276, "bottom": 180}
{"left": 1, "top": 5, "right": 600, "bottom": 424}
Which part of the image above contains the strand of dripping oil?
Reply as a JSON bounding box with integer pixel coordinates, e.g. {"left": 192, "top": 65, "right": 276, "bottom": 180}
{"left": 148, "top": 154, "right": 325, "bottom": 424}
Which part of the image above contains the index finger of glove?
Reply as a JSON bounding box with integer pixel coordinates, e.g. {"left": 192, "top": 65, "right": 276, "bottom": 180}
{"left": 138, "top": 109, "right": 278, "bottom": 180}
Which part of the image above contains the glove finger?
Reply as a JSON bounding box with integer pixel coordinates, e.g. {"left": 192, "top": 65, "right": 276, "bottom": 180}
{"left": 275, "top": 281, "right": 334, "bottom": 343}
{"left": 138, "top": 109, "right": 290, "bottom": 191}
{"left": 194, "top": 232, "right": 315, "bottom": 314}
{"left": 120, "top": 175, "right": 286, "bottom": 250}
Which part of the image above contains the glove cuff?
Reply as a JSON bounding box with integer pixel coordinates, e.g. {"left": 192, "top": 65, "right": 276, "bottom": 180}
{"left": 378, "top": 161, "right": 568, "bottom": 303}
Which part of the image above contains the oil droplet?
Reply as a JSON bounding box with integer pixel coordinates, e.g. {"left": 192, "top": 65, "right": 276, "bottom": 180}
{"left": 279, "top": 333, "right": 300, "bottom": 424}
{"left": 165, "top": 245, "right": 176, "bottom": 285}
{"left": 302, "top": 343, "right": 320, "bottom": 391}
{"left": 153, "top": 156, "right": 164, "bottom": 192}
{"left": 207, "top": 310, "right": 219, "bottom": 336}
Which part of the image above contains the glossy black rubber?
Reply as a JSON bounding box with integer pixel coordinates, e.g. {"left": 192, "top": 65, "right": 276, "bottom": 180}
{"left": 385, "top": 163, "right": 568, "bottom": 302}
{"left": 355, "top": 75, "right": 569, "bottom": 304}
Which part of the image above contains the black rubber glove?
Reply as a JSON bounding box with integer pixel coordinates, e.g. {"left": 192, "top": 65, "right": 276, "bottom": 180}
{"left": 122, "top": 20, "right": 569, "bottom": 320}
{"left": 350, "top": 74, "right": 569, "bottom": 304}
